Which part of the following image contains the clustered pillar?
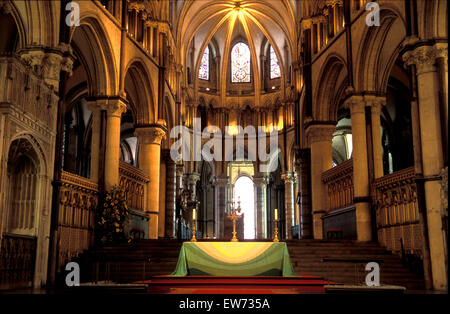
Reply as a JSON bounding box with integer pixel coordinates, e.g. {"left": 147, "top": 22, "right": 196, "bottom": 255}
{"left": 295, "top": 148, "right": 312, "bottom": 239}
{"left": 213, "top": 175, "right": 229, "bottom": 239}
{"left": 253, "top": 174, "right": 268, "bottom": 239}
{"left": 403, "top": 43, "right": 448, "bottom": 291}
{"left": 163, "top": 150, "right": 177, "bottom": 238}
{"left": 282, "top": 172, "right": 296, "bottom": 239}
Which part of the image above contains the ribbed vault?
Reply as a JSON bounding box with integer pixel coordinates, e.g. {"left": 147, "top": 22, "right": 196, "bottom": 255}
{"left": 175, "top": 0, "right": 298, "bottom": 104}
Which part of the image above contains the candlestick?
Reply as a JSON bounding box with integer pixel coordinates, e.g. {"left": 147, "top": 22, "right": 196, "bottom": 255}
{"left": 273, "top": 217, "right": 279, "bottom": 242}
{"left": 191, "top": 220, "right": 197, "bottom": 242}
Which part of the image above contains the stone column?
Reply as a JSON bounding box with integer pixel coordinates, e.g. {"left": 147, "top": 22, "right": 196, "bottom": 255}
{"left": 253, "top": 175, "right": 268, "bottom": 239}
{"left": 403, "top": 44, "right": 448, "bottom": 290}
{"left": 213, "top": 175, "right": 229, "bottom": 239}
{"left": 295, "top": 148, "right": 313, "bottom": 238}
{"left": 86, "top": 102, "right": 102, "bottom": 183}
{"left": 175, "top": 162, "right": 184, "bottom": 238}
{"left": 281, "top": 172, "right": 296, "bottom": 239}
{"left": 135, "top": 123, "right": 167, "bottom": 239}
{"left": 366, "top": 96, "right": 386, "bottom": 179}
{"left": 345, "top": 95, "right": 372, "bottom": 242}
{"left": 103, "top": 99, "right": 127, "bottom": 190}
{"left": 305, "top": 124, "right": 335, "bottom": 239}
{"left": 163, "top": 149, "right": 176, "bottom": 238}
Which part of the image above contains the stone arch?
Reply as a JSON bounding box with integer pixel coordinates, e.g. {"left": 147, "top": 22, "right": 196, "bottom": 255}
{"left": 420, "top": 0, "right": 448, "bottom": 39}
{"left": 4, "top": 135, "right": 47, "bottom": 235}
{"left": 356, "top": 8, "right": 406, "bottom": 93}
{"left": 124, "top": 60, "right": 154, "bottom": 124}
{"left": 314, "top": 54, "right": 347, "bottom": 121}
{"left": 0, "top": 1, "right": 26, "bottom": 52}
{"left": 68, "top": 16, "right": 117, "bottom": 96}
{"left": 8, "top": 133, "right": 48, "bottom": 176}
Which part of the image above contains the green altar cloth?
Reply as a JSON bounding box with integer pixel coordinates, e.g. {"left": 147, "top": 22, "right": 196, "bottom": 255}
{"left": 171, "top": 242, "right": 296, "bottom": 277}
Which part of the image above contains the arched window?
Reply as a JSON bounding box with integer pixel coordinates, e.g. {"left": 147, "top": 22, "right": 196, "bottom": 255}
{"left": 199, "top": 46, "right": 209, "bottom": 80}
{"left": 270, "top": 46, "right": 281, "bottom": 79}
{"left": 231, "top": 42, "right": 251, "bottom": 83}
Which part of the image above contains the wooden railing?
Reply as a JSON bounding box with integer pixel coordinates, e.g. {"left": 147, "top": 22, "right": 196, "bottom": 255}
{"left": 119, "top": 161, "right": 149, "bottom": 211}
{"left": 58, "top": 171, "right": 99, "bottom": 269}
{"left": 322, "top": 159, "right": 354, "bottom": 211}
{"left": 373, "top": 167, "right": 421, "bottom": 254}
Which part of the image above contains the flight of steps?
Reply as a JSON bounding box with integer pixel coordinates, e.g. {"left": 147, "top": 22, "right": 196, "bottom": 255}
{"left": 286, "top": 239, "right": 425, "bottom": 290}
{"left": 71, "top": 239, "right": 425, "bottom": 291}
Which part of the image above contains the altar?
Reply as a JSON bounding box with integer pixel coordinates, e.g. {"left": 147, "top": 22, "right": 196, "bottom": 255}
{"left": 171, "top": 242, "right": 296, "bottom": 277}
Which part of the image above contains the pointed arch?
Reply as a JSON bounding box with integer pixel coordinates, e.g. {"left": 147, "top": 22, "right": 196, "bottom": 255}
{"left": 124, "top": 59, "right": 155, "bottom": 124}
{"left": 68, "top": 16, "right": 117, "bottom": 96}
{"left": 355, "top": 8, "right": 406, "bottom": 93}
{"left": 314, "top": 54, "right": 347, "bottom": 121}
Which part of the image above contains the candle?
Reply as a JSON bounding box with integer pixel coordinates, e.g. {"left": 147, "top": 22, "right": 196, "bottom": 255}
{"left": 193, "top": 208, "right": 196, "bottom": 220}
{"left": 274, "top": 208, "right": 278, "bottom": 220}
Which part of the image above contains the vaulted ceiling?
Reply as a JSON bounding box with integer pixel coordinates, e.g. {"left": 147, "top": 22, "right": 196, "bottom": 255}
{"left": 174, "top": 0, "right": 299, "bottom": 90}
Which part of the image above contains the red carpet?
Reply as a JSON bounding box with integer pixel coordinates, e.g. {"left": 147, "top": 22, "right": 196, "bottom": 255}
{"left": 140, "top": 276, "right": 333, "bottom": 294}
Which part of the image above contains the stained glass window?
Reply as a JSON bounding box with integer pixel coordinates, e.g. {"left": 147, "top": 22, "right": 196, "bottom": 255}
{"left": 199, "top": 46, "right": 209, "bottom": 80}
{"left": 231, "top": 42, "right": 251, "bottom": 83}
{"left": 270, "top": 46, "right": 281, "bottom": 79}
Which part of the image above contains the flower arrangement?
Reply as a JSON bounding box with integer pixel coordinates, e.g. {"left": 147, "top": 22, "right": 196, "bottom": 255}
{"left": 96, "top": 185, "right": 132, "bottom": 245}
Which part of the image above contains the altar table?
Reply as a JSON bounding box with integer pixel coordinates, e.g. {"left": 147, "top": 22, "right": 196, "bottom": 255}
{"left": 171, "top": 242, "right": 296, "bottom": 277}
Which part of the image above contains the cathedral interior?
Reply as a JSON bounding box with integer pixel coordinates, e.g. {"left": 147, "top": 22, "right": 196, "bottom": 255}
{"left": 0, "top": 0, "right": 447, "bottom": 294}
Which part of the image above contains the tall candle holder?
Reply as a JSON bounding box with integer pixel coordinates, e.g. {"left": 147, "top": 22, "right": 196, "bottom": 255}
{"left": 191, "top": 219, "right": 197, "bottom": 242}
{"left": 273, "top": 218, "right": 279, "bottom": 242}
{"left": 273, "top": 208, "right": 279, "bottom": 242}
{"left": 227, "top": 198, "right": 242, "bottom": 242}
{"left": 191, "top": 207, "right": 197, "bottom": 242}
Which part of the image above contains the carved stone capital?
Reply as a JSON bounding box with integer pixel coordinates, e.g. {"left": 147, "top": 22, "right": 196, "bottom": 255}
{"left": 253, "top": 175, "right": 269, "bottom": 187}
{"left": 305, "top": 124, "right": 335, "bottom": 146}
{"left": 97, "top": 98, "right": 127, "bottom": 118}
{"left": 301, "top": 18, "right": 312, "bottom": 30}
{"left": 281, "top": 172, "right": 296, "bottom": 184}
{"left": 213, "top": 175, "right": 229, "bottom": 187}
{"left": 402, "top": 44, "right": 448, "bottom": 75}
{"left": 187, "top": 172, "right": 201, "bottom": 185}
{"left": 176, "top": 162, "right": 185, "bottom": 175}
{"left": 135, "top": 124, "right": 167, "bottom": 145}
{"left": 20, "top": 50, "right": 45, "bottom": 68}
{"left": 364, "top": 95, "right": 386, "bottom": 113}
{"left": 19, "top": 45, "right": 74, "bottom": 92}
{"left": 343, "top": 95, "right": 365, "bottom": 113}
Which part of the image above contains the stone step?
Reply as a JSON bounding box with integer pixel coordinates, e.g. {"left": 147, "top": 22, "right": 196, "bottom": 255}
{"left": 72, "top": 239, "right": 425, "bottom": 290}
